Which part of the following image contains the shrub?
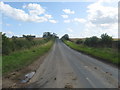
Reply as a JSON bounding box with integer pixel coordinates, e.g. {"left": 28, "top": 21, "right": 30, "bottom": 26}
{"left": 2, "top": 34, "right": 12, "bottom": 55}
{"left": 76, "top": 39, "right": 83, "bottom": 44}
{"left": 118, "top": 40, "right": 120, "bottom": 50}
{"left": 84, "top": 36, "right": 100, "bottom": 47}
{"left": 100, "top": 33, "right": 113, "bottom": 47}
{"left": 2, "top": 34, "right": 50, "bottom": 55}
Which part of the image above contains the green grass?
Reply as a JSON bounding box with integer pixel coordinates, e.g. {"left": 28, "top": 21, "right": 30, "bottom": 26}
{"left": 0, "top": 55, "right": 2, "bottom": 76}
{"left": 0, "top": 55, "right": 2, "bottom": 67}
{"left": 2, "top": 41, "right": 54, "bottom": 75}
{"left": 64, "top": 40, "right": 119, "bottom": 65}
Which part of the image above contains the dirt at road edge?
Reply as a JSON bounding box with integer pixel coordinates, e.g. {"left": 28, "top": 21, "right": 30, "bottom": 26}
{"left": 2, "top": 52, "right": 50, "bottom": 88}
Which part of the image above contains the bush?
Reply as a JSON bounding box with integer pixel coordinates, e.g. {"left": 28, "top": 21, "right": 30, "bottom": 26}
{"left": 118, "top": 40, "right": 120, "bottom": 50}
{"left": 84, "top": 36, "right": 100, "bottom": 47}
{"left": 100, "top": 33, "right": 113, "bottom": 47}
{"left": 76, "top": 39, "right": 83, "bottom": 44}
{"left": 2, "top": 34, "right": 50, "bottom": 55}
{"left": 84, "top": 34, "right": 113, "bottom": 48}
{"left": 2, "top": 34, "right": 12, "bottom": 55}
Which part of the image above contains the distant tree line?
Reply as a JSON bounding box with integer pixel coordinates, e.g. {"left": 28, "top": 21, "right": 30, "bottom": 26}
{"left": 61, "top": 33, "right": 120, "bottom": 49}
{"left": 2, "top": 32, "right": 58, "bottom": 55}
{"left": 43, "top": 32, "right": 58, "bottom": 39}
{"left": 84, "top": 33, "right": 113, "bottom": 48}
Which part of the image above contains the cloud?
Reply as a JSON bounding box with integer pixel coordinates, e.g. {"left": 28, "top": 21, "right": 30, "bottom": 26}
{"left": 0, "top": 2, "right": 29, "bottom": 22}
{"left": 49, "top": 20, "right": 57, "bottom": 23}
{"left": 69, "top": 34, "right": 76, "bottom": 38}
{"left": 83, "top": 0, "right": 118, "bottom": 38}
{"left": 61, "top": 15, "right": 68, "bottom": 18}
{"left": 67, "top": 28, "right": 73, "bottom": 32}
{"left": 63, "top": 18, "right": 86, "bottom": 24}
{"left": 87, "top": 0, "right": 118, "bottom": 25}
{"left": 3, "top": 31, "right": 14, "bottom": 37}
{"left": 63, "top": 9, "right": 75, "bottom": 14}
{"left": 64, "top": 20, "right": 71, "bottom": 23}
{"left": 0, "top": 2, "right": 57, "bottom": 23}
{"left": 23, "top": 3, "right": 45, "bottom": 16}
{"left": 45, "top": 14, "right": 52, "bottom": 19}
{"left": 73, "top": 18, "right": 86, "bottom": 23}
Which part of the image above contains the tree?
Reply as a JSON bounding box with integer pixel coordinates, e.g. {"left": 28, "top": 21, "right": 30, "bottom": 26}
{"left": 43, "top": 32, "right": 51, "bottom": 38}
{"left": 61, "top": 34, "right": 69, "bottom": 40}
{"left": 52, "top": 33, "right": 58, "bottom": 38}
{"left": 12, "top": 36, "right": 18, "bottom": 39}
{"left": 84, "top": 36, "right": 100, "bottom": 47}
{"left": 84, "top": 38, "right": 91, "bottom": 46}
{"left": 90, "top": 36, "right": 99, "bottom": 47}
{"left": 23, "top": 35, "right": 35, "bottom": 41}
{"left": 43, "top": 32, "right": 58, "bottom": 39}
{"left": 100, "top": 33, "right": 113, "bottom": 47}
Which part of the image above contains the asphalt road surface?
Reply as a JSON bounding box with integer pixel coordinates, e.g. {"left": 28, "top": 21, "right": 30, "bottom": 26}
{"left": 28, "top": 39, "right": 118, "bottom": 88}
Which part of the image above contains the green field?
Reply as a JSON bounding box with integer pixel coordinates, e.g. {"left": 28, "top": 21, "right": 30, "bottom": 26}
{"left": 2, "top": 40, "right": 54, "bottom": 75}
{"left": 64, "top": 40, "right": 119, "bottom": 65}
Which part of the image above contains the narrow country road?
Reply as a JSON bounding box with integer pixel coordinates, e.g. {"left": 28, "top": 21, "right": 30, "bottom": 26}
{"left": 28, "top": 39, "right": 118, "bottom": 88}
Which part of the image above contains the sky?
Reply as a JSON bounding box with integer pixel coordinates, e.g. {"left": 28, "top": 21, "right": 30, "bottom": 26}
{"left": 0, "top": 0, "right": 118, "bottom": 38}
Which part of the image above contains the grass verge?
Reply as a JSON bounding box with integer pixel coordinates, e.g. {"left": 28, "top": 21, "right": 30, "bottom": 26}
{"left": 0, "top": 55, "right": 2, "bottom": 75}
{"left": 64, "top": 40, "right": 119, "bottom": 65}
{"left": 2, "top": 40, "right": 54, "bottom": 75}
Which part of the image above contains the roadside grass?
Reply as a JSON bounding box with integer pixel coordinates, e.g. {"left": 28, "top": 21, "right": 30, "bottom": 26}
{"left": 0, "top": 55, "right": 2, "bottom": 67}
{"left": 2, "top": 41, "right": 54, "bottom": 75}
{"left": 64, "top": 40, "right": 119, "bottom": 65}
{"left": 0, "top": 55, "right": 2, "bottom": 75}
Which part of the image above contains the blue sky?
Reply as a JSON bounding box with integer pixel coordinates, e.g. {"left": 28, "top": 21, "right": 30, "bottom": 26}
{"left": 0, "top": 0, "right": 118, "bottom": 38}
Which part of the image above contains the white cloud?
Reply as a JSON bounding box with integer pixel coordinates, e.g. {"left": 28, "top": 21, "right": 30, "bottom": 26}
{"left": 0, "top": 2, "right": 29, "bottom": 22}
{"left": 100, "top": 24, "right": 109, "bottom": 27}
{"left": 63, "top": 18, "right": 86, "bottom": 24}
{"left": 87, "top": 0, "right": 118, "bottom": 25}
{"left": 45, "top": 14, "right": 52, "bottom": 19}
{"left": 49, "top": 20, "right": 57, "bottom": 23}
{"left": 73, "top": 18, "right": 86, "bottom": 23}
{"left": 67, "top": 28, "right": 73, "bottom": 32}
{"left": 64, "top": 20, "right": 71, "bottom": 23}
{"left": 3, "top": 31, "right": 14, "bottom": 37}
{"left": 69, "top": 34, "right": 75, "bottom": 38}
{"left": 63, "top": 9, "right": 75, "bottom": 14}
{"left": 0, "top": 2, "right": 57, "bottom": 24}
{"left": 83, "top": 0, "right": 118, "bottom": 38}
{"left": 23, "top": 3, "right": 45, "bottom": 16}
{"left": 61, "top": 15, "right": 68, "bottom": 18}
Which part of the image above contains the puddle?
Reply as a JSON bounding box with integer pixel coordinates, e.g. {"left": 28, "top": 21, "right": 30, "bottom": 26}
{"left": 21, "top": 71, "right": 35, "bottom": 83}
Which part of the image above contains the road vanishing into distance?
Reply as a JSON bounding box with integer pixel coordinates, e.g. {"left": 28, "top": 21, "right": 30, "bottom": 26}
{"left": 28, "top": 39, "right": 118, "bottom": 88}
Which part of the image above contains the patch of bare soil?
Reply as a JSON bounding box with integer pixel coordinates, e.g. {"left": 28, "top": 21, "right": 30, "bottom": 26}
{"left": 2, "top": 52, "right": 49, "bottom": 88}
